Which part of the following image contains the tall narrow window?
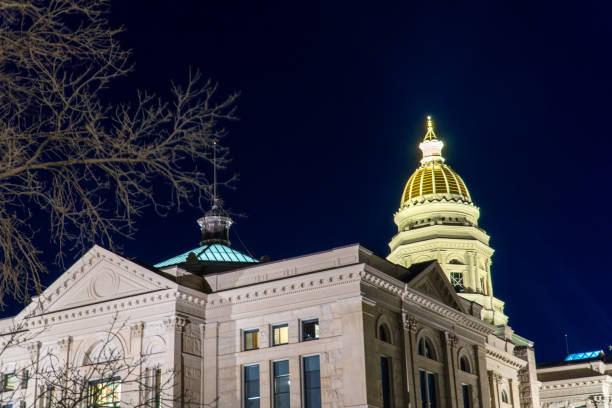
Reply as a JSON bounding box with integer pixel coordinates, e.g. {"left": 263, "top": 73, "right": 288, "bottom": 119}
{"left": 46, "top": 386, "right": 55, "bottom": 408}
{"left": 244, "top": 365, "right": 260, "bottom": 408}
{"left": 87, "top": 378, "right": 121, "bottom": 408}
{"left": 459, "top": 356, "right": 471, "bottom": 373}
{"left": 378, "top": 324, "right": 391, "bottom": 343}
{"left": 462, "top": 384, "right": 471, "bottom": 408}
{"left": 418, "top": 338, "right": 437, "bottom": 360}
{"left": 244, "top": 329, "right": 259, "bottom": 351}
{"left": 380, "top": 356, "right": 392, "bottom": 408}
{"left": 273, "top": 360, "right": 290, "bottom": 408}
{"left": 501, "top": 390, "right": 509, "bottom": 404}
{"left": 419, "top": 370, "right": 437, "bottom": 408}
{"left": 21, "top": 370, "right": 29, "bottom": 389}
{"left": 153, "top": 369, "right": 162, "bottom": 408}
{"left": 303, "top": 355, "right": 321, "bottom": 408}
{"left": 272, "top": 324, "right": 289, "bottom": 346}
{"left": 302, "top": 319, "right": 319, "bottom": 341}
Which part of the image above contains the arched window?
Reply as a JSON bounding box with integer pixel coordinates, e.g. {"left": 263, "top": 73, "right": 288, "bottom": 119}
{"left": 378, "top": 324, "right": 391, "bottom": 344}
{"left": 459, "top": 356, "right": 471, "bottom": 373}
{"left": 501, "top": 390, "right": 509, "bottom": 403}
{"left": 449, "top": 258, "right": 464, "bottom": 265}
{"left": 418, "top": 337, "right": 437, "bottom": 360}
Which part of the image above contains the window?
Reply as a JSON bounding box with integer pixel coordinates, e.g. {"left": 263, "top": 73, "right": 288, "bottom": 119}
{"left": 153, "top": 369, "right": 162, "bottom": 408}
{"left": 303, "top": 355, "right": 321, "bottom": 408}
{"left": 3, "top": 373, "right": 16, "bottom": 392}
{"left": 450, "top": 272, "right": 464, "bottom": 292}
{"left": 501, "top": 390, "right": 509, "bottom": 404}
{"left": 272, "top": 324, "right": 289, "bottom": 346}
{"left": 244, "top": 365, "right": 260, "bottom": 408}
{"left": 273, "top": 360, "right": 290, "bottom": 408}
{"left": 46, "top": 386, "right": 55, "bottom": 408}
{"left": 19, "top": 402, "right": 25, "bottom": 408}
{"left": 2, "top": 404, "right": 13, "bottom": 408}
{"left": 21, "top": 370, "right": 28, "bottom": 389}
{"left": 87, "top": 378, "right": 121, "bottom": 408}
{"left": 378, "top": 324, "right": 391, "bottom": 343}
{"left": 419, "top": 370, "right": 437, "bottom": 408}
{"left": 462, "top": 384, "right": 471, "bottom": 408}
{"left": 381, "top": 356, "right": 392, "bottom": 408}
{"left": 459, "top": 356, "right": 471, "bottom": 373}
{"left": 449, "top": 259, "right": 463, "bottom": 265}
{"left": 418, "top": 338, "right": 437, "bottom": 360}
{"left": 301, "top": 319, "right": 319, "bottom": 341}
{"left": 244, "top": 329, "right": 259, "bottom": 351}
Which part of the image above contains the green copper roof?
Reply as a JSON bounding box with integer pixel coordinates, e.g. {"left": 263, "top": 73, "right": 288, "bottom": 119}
{"left": 154, "top": 244, "right": 258, "bottom": 268}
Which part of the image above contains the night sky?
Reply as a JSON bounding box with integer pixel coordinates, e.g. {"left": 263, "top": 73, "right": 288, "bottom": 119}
{"left": 27, "top": 1, "right": 612, "bottom": 364}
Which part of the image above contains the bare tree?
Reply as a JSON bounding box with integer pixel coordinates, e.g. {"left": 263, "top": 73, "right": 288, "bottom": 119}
{"left": 0, "top": 313, "right": 212, "bottom": 408}
{"left": 0, "top": 0, "right": 238, "bottom": 304}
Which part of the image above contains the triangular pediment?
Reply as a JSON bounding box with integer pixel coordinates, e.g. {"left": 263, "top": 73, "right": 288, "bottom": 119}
{"left": 406, "top": 261, "right": 466, "bottom": 313}
{"left": 20, "top": 245, "right": 175, "bottom": 317}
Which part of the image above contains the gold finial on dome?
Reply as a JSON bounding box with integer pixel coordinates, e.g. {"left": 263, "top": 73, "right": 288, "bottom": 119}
{"left": 424, "top": 115, "right": 437, "bottom": 141}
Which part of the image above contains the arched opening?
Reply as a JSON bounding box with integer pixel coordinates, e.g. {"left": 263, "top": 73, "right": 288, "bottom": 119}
{"left": 418, "top": 337, "right": 437, "bottom": 360}
{"left": 459, "top": 356, "right": 471, "bottom": 373}
{"left": 378, "top": 324, "right": 391, "bottom": 344}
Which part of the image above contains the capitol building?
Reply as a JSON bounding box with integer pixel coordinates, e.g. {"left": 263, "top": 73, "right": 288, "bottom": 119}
{"left": 0, "top": 119, "right": 609, "bottom": 408}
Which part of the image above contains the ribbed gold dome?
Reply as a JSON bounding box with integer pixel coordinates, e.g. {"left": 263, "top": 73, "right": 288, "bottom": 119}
{"left": 400, "top": 116, "right": 472, "bottom": 207}
{"left": 401, "top": 162, "right": 471, "bottom": 206}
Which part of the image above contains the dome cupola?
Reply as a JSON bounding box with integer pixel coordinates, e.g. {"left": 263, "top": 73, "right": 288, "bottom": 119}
{"left": 400, "top": 117, "right": 472, "bottom": 207}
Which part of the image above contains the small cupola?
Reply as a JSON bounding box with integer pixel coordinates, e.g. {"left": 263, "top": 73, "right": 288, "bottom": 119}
{"left": 197, "top": 200, "right": 233, "bottom": 246}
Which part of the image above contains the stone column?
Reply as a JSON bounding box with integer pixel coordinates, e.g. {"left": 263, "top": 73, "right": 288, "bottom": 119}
{"left": 201, "top": 321, "right": 219, "bottom": 407}
{"left": 164, "top": 316, "right": 187, "bottom": 408}
{"left": 443, "top": 332, "right": 458, "bottom": 408}
{"left": 406, "top": 316, "right": 420, "bottom": 408}
{"left": 26, "top": 341, "right": 41, "bottom": 408}
{"left": 474, "top": 345, "right": 491, "bottom": 408}
{"left": 402, "top": 312, "right": 417, "bottom": 408}
{"left": 510, "top": 378, "right": 520, "bottom": 408}
{"left": 58, "top": 336, "right": 72, "bottom": 403}
{"left": 489, "top": 371, "right": 502, "bottom": 408}
{"left": 130, "top": 322, "right": 144, "bottom": 405}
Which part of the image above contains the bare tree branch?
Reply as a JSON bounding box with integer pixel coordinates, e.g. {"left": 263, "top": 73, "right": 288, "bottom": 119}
{"left": 0, "top": 0, "right": 239, "bottom": 305}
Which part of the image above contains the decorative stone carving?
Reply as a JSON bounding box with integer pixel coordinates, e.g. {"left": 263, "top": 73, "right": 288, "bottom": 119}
{"left": 405, "top": 317, "right": 418, "bottom": 333}
{"left": 445, "top": 332, "right": 458, "bottom": 348}
{"left": 163, "top": 316, "right": 187, "bottom": 331}
{"left": 130, "top": 321, "right": 144, "bottom": 338}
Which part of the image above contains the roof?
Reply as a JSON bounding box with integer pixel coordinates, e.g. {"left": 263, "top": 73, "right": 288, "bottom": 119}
{"left": 154, "top": 243, "right": 259, "bottom": 268}
{"left": 564, "top": 350, "right": 604, "bottom": 361}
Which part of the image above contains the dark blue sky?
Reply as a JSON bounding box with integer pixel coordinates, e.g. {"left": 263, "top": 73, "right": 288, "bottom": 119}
{"left": 98, "top": 1, "right": 611, "bottom": 363}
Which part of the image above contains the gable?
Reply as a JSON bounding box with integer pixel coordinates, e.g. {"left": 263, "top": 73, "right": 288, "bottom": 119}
{"left": 21, "top": 245, "right": 175, "bottom": 317}
{"left": 406, "top": 261, "right": 466, "bottom": 313}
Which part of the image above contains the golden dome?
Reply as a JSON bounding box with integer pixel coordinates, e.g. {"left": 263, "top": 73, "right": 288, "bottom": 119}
{"left": 401, "top": 162, "right": 471, "bottom": 206}
{"left": 400, "top": 116, "right": 472, "bottom": 207}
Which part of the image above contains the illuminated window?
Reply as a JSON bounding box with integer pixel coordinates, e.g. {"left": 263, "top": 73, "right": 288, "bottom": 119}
{"left": 272, "top": 324, "right": 289, "bottom": 346}
{"left": 244, "top": 365, "right": 260, "bottom": 408}
{"left": 2, "top": 373, "right": 16, "bottom": 392}
{"left": 87, "top": 378, "right": 121, "bottom": 408}
{"left": 244, "top": 329, "right": 259, "bottom": 351}
{"left": 419, "top": 370, "right": 437, "bottom": 408}
{"left": 301, "top": 319, "right": 319, "bottom": 341}
{"left": 273, "top": 360, "right": 290, "bottom": 408}
{"left": 450, "top": 272, "right": 464, "bottom": 292}
{"left": 418, "top": 338, "right": 437, "bottom": 361}
{"left": 501, "top": 390, "right": 509, "bottom": 404}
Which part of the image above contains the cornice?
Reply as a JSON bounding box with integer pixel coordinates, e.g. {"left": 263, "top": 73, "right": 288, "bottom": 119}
{"left": 540, "top": 375, "right": 612, "bottom": 390}
{"left": 485, "top": 343, "right": 528, "bottom": 369}
{"left": 206, "top": 264, "right": 364, "bottom": 310}
{"left": 10, "top": 288, "right": 207, "bottom": 332}
{"left": 401, "top": 288, "right": 494, "bottom": 336}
